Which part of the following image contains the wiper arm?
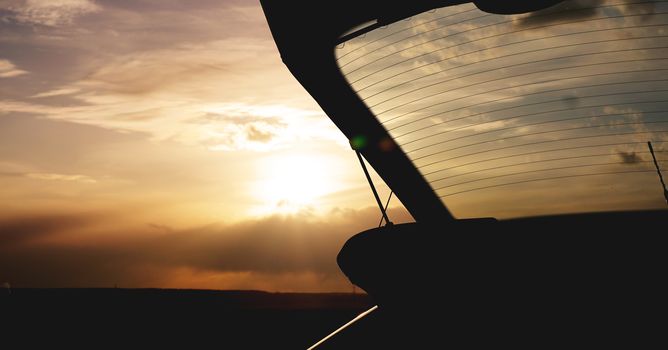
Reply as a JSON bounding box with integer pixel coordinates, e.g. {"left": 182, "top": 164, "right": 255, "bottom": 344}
{"left": 648, "top": 141, "right": 668, "bottom": 205}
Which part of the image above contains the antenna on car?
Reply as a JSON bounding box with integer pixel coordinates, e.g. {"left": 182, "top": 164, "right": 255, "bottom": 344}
{"left": 647, "top": 141, "right": 668, "bottom": 205}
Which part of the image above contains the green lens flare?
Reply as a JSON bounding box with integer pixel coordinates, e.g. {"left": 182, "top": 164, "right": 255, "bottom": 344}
{"left": 350, "top": 135, "right": 367, "bottom": 150}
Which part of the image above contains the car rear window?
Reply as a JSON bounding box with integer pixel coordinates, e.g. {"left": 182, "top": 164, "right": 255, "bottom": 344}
{"left": 336, "top": 0, "right": 668, "bottom": 218}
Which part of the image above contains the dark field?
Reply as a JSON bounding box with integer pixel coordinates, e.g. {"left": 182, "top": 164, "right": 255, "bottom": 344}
{"left": 1, "top": 288, "right": 374, "bottom": 349}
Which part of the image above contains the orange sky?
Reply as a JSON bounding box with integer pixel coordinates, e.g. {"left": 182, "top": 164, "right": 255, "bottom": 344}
{"left": 0, "top": 0, "right": 412, "bottom": 291}
{"left": 2, "top": 0, "right": 667, "bottom": 292}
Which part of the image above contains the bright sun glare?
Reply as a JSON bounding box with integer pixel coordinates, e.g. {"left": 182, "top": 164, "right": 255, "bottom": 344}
{"left": 252, "top": 153, "right": 344, "bottom": 215}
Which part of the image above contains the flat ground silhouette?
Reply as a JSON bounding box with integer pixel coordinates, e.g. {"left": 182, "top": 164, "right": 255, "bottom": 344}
{"left": 1, "top": 288, "right": 372, "bottom": 348}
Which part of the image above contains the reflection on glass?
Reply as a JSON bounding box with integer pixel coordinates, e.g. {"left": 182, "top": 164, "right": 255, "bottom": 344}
{"left": 337, "top": 0, "right": 668, "bottom": 219}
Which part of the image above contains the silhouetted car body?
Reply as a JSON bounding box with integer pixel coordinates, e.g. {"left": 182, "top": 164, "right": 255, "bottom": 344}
{"left": 261, "top": 1, "right": 667, "bottom": 347}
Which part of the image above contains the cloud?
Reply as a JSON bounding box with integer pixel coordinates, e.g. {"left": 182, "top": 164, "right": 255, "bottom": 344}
{"left": 245, "top": 124, "right": 275, "bottom": 143}
{"left": 190, "top": 109, "right": 291, "bottom": 150}
{"left": 0, "top": 161, "right": 33, "bottom": 175}
{"left": 0, "top": 97, "right": 333, "bottom": 152}
{"left": 513, "top": 0, "right": 658, "bottom": 27}
{"left": 194, "top": 112, "right": 281, "bottom": 124}
{"left": 513, "top": 0, "right": 605, "bottom": 27}
{"left": 618, "top": 151, "right": 640, "bottom": 164}
{"left": 2, "top": 0, "right": 100, "bottom": 26}
{"left": 0, "top": 36, "right": 343, "bottom": 152}
{"left": 560, "top": 95, "right": 580, "bottom": 108}
{"left": 0, "top": 213, "right": 97, "bottom": 245}
{"left": 0, "top": 207, "right": 413, "bottom": 291}
{"left": 32, "top": 87, "right": 80, "bottom": 98}
{"left": 65, "top": 37, "right": 284, "bottom": 99}
{"left": 26, "top": 172, "right": 97, "bottom": 183}
{"left": 0, "top": 59, "right": 28, "bottom": 78}
{"left": 0, "top": 160, "right": 97, "bottom": 184}
{"left": 0, "top": 2, "right": 346, "bottom": 153}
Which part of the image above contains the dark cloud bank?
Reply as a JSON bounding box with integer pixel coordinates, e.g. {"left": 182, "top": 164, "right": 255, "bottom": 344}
{"left": 0, "top": 207, "right": 412, "bottom": 290}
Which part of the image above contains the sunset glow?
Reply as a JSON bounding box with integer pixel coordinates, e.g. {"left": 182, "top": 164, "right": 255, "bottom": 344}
{"left": 4, "top": 0, "right": 664, "bottom": 293}
{"left": 253, "top": 153, "right": 348, "bottom": 215}
{"left": 0, "top": 0, "right": 411, "bottom": 292}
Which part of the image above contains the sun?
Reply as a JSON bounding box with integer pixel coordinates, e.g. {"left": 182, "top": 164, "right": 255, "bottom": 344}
{"left": 252, "top": 153, "right": 344, "bottom": 215}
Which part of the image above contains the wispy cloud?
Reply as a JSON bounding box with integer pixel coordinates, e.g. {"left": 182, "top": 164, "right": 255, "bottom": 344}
{"left": 26, "top": 172, "right": 97, "bottom": 183}
{"left": 1, "top": 0, "right": 101, "bottom": 26}
{"left": 0, "top": 160, "right": 97, "bottom": 184}
{"left": 0, "top": 96, "right": 341, "bottom": 152}
{"left": 0, "top": 1, "right": 347, "bottom": 153}
{"left": 32, "top": 87, "right": 80, "bottom": 98}
{"left": 0, "top": 59, "right": 27, "bottom": 78}
{"left": 0, "top": 32, "right": 344, "bottom": 151}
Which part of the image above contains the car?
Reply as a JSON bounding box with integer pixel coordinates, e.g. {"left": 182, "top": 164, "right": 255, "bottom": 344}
{"left": 261, "top": 0, "right": 667, "bottom": 347}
